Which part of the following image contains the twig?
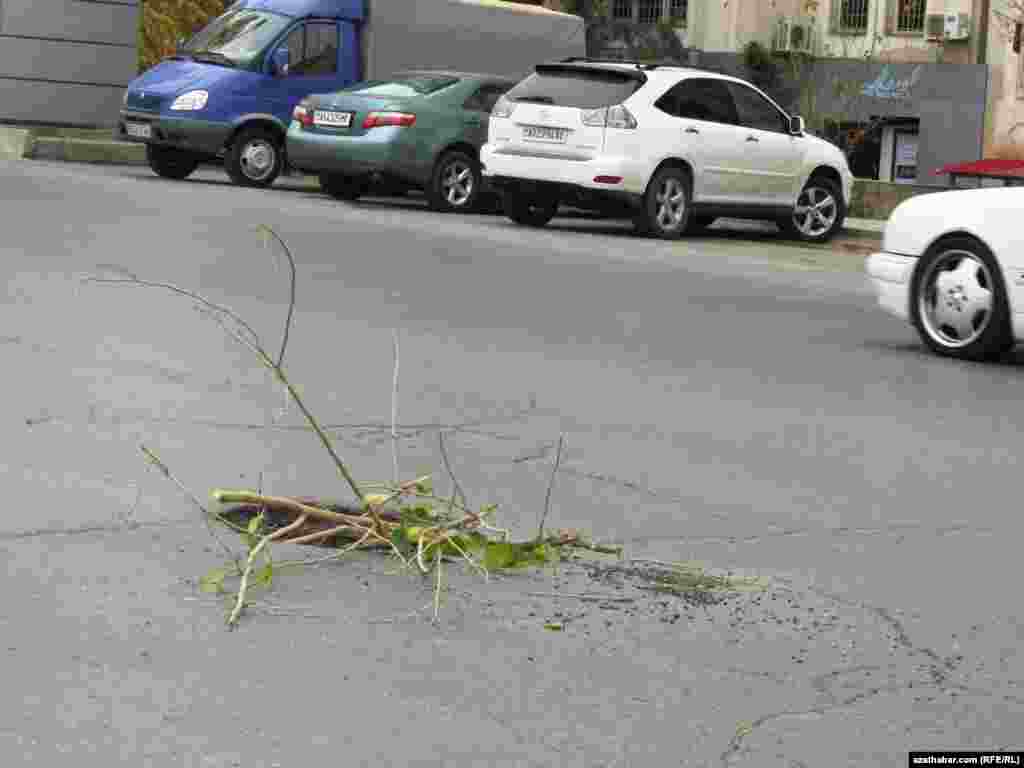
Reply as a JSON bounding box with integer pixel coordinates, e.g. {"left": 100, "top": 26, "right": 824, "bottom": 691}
{"left": 537, "top": 434, "right": 564, "bottom": 541}
{"left": 255, "top": 225, "right": 296, "bottom": 369}
{"left": 391, "top": 329, "right": 400, "bottom": 486}
{"left": 438, "top": 431, "right": 468, "bottom": 512}
{"left": 433, "top": 549, "right": 444, "bottom": 623}
{"left": 212, "top": 490, "right": 366, "bottom": 525}
{"left": 228, "top": 514, "right": 308, "bottom": 628}
{"left": 140, "top": 444, "right": 239, "bottom": 569}
{"left": 526, "top": 592, "right": 635, "bottom": 603}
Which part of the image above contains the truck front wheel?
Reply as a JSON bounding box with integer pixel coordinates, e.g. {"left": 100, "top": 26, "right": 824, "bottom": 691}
{"left": 146, "top": 145, "right": 200, "bottom": 180}
{"left": 226, "top": 126, "right": 282, "bottom": 188}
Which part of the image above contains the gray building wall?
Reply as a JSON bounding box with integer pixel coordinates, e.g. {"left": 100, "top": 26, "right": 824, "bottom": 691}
{"left": 0, "top": 0, "right": 139, "bottom": 127}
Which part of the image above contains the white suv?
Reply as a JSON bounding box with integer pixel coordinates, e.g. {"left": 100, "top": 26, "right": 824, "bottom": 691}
{"left": 480, "top": 59, "right": 854, "bottom": 242}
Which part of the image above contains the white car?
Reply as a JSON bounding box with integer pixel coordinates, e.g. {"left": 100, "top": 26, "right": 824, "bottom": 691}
{"left": 866, "top": 187, "right": 1024, "bottom": 362}
{"left": 479, "top": 58, "right": 854, "bottom": 242}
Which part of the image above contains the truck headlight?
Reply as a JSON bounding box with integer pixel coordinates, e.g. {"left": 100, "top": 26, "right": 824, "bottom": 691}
{"left": 170, "top": 90, "right": 209, "bottom": 111}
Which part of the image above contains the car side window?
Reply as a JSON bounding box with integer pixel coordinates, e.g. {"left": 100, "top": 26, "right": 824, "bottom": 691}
{"left": 464, "top": 83, "right": 512, "bottom": 112}
{"left": 727, "top": 82, "right": 788, "bottom": 134}
{"left": 654, "top": 78, "right": 737, "bottom": 125}
{"left": 283, "top": 22, "right": 338, "bottom": 76}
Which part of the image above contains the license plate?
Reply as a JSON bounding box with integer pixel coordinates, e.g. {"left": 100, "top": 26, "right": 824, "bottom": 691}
{"left": 125, "top": 122, "right": 152, "bottom": 139}
{"left": 313, "top": 110, "right": 352, "bottom": 128}
{"left": 522, "top": 125, "right": 569, "bottom": 143}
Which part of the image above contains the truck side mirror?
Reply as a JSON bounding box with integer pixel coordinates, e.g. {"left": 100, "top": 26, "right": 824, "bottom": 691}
{"left": 790, "top": 115, "right": 805, "bottom": 135}
{"left": 272, "top": 47, "right": 290, "bottom": 76}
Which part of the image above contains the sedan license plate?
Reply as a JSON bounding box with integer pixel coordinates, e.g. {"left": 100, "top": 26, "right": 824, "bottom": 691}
{"left": 313, "top": 110, "right": 352, "bottom": 128}
{"left": 125, "top": 122, "right": 152, "bottom": 139}
{"left": 522, "top": 125, "right": 569, "bottom": 143}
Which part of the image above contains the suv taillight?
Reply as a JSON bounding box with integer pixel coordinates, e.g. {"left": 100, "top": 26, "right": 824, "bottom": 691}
{"left": 363, "top": 112, "right": 416, "bottom": 129}
{"left": 491, "top": 96, "right": 514, "bottom": 119}
{"left": 581, "top": 104, "right": 637, "bottom": 130}
{"left": 292, "top": 104, "right": 313, "bottom": 128}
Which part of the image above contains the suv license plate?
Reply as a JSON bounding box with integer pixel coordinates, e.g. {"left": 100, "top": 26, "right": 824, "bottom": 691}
{"left": 125, "top": 122, "right": 152, "bottom": 139}
{"left": 523, "top": 125, "right": 569, "bottom": 143}
{"left": 314, "top": 110, "right": 352, "bottom": 128}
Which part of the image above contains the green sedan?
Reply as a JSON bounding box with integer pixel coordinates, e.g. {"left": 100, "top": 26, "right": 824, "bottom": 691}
{"left": 286, "top": 70, "right": 517, "bottom": 212}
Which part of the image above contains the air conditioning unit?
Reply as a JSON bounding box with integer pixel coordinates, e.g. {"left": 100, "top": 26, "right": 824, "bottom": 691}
{"left": 924, "top": 12, "right": 970, "bottom": 41}
{"left": 772, "top": 17, "right": 815, "bottom": 54}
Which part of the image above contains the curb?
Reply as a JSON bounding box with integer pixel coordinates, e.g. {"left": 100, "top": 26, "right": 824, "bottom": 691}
{"left": 29, "top": 136, "right": 146, "bottom": 166}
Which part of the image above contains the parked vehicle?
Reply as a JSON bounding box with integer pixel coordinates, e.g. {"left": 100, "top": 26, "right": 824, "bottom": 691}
{"left": 287, "top": 71, "right": 517, "bottom": 211}
{"left": 866, "top": 187, "right": 1024, "bottom": 362}
{"left": 115, "top": 0, "right": 584, "bottom": 188}
{"left": 480, "top": 58, "right": 854, "bottom": 243}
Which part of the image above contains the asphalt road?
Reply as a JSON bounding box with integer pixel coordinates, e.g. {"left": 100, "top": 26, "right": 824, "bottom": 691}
{"left": 2, "top": 159, "right": 1022, "bottom": 767}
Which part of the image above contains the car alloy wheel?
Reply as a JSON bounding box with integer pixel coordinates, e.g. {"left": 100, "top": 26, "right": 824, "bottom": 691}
{"left": 429, "top": 150, "right": 482, "bottom": 212}
{"left": 793, "top": 184, "right": 838, "bottom": 239}
{"left": 910, "top": 237, "right": 1013, "bottom": 361}
{"left": 636, "top": 166, "right": 691, "bottom": 239}
{"left": 442, "top": 159, "right": 473, "bottom": 206}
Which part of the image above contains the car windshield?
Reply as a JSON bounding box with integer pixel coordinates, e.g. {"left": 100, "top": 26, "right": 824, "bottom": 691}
{"left": 343, "top": 75, "right": 461, "bottom": 99}
{"left": 507, "top": 68, "right": 641, "bottom": 109}
{"left": 180, "top": 9, "right": 291, "bottom": 66}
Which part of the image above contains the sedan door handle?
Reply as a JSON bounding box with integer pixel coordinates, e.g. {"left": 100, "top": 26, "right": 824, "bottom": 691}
{"left": 746, "top": 135, "right": 759, "bottom": 143}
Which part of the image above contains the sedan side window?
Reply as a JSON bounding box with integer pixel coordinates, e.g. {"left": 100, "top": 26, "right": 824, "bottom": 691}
{"left": 283, "top": 22, "right": 338, "bottom": 76}
{"left": 654, "top": 78, "right": 737, "bottom": 125}
{"left": 464, "top": 83, "right": 512, "bottom": 112}
{"left": 728, "top": 82, "right": 788, "bottom": 134}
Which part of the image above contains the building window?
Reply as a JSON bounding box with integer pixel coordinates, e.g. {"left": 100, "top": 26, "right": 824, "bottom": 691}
{"left": 893, "top": 0, "right": 925, "bottom": 33}
{"left": 638, "top": 0, "right": 661, "bottom": 24}
{"left": 670, "top": 0, "right": 688, "bottom": 23}
{"left": 612, "top": 0, "right": 633, "bottom": 19}
{"left": 833, "top": 0, "right": 870, "bottom": 34}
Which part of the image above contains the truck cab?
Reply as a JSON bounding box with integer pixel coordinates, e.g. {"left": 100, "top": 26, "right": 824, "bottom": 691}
{"left": 116, "top": 0, "right": 365, "bottom": 187}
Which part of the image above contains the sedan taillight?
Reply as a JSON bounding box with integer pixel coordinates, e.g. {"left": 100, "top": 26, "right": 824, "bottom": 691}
{"left": 363, "top": 112, "right": 416, "bottom": 129}
{"left": 292, "top": 104, "right": 314, "bottom": 128}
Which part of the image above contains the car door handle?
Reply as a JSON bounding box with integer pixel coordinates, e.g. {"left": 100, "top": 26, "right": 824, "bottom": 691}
{"left": 684, "top": 127, "right": 700, "bottom": 134}
{"left": 746, "top": 135, "right": 759, "bottom": 143}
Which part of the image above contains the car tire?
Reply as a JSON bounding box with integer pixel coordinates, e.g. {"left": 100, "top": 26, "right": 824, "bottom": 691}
{"left": 779, "top": 174, "right": 845, "bottom": 243}
{"left": 909, "top": 236, "right": 1013, "bottom": 362}
{"left": 635, "top": 165, "right": 693, "bottom": 240}
{"left": 687, "top": 215, "right": 717, "bottom": 235}
{"left": 226, "top": 126, "right": 282, "bottom": 188}
{"left": 504, "top": 187, "right": 558, "bottom": 227}
{"left": 146, "top": 145, "right": 200, "bottom": 180}
{"left": 428, "top": 150, "right": 482, "bottom": 213}
{"left": 319, "top": 173, "right": 369, "bottom": 201}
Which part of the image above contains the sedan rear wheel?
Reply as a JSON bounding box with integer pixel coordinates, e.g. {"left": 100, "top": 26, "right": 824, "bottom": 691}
{"left": 428, "top": 150, "right": 482, "bottom": 212}
{"left": 910, "top": 237, "right": 1013, "bottom": 361}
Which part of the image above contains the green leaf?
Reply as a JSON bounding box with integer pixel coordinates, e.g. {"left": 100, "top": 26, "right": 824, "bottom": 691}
{"left": 400, "top": 505, "right": 436, "bottom": 527}
{"left": 391, "top": 527, "right": 416, "bottom": 559}
{"left": 544, "top": 622, "right": 564, "bottom": 632}
{"left": 414, "top": 475, "right": 433, "bottom": 495}
{"left": 199, "top": 567, "right": 228, "bottom": 594}
{"left": 247, "top": 512, "right": 264, "bottom": 536}
{"left": 483, "top": 541, "right": 515, "bottom": 570}
{"left": 252, "top": 562, "right": 273, "bottom": 589}
{"left": 241, "top": 531, "right": 259, "bottom": 551}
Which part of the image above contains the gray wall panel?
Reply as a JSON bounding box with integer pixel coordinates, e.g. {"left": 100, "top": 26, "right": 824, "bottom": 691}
{"left": 0, "top": 79, "right": 124, "bottom": 125}
{"left": 0, "top": 38, "right": 135, "bottom": 85}
{"left": 2, "top": 0, "right": 137, "bottom": 46}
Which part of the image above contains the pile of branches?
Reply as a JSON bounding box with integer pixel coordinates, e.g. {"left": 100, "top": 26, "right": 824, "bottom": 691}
{"left": 91, "top": 226, "right": 620, "bottom": 628}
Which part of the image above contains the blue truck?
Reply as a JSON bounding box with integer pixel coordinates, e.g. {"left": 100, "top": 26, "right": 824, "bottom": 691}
{"left": 115, "top": 0, "right": 584, "bottom": 187}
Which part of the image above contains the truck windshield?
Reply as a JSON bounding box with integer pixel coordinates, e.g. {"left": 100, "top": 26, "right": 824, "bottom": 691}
{"left": 344, "top": 75, "right": 461, "bottom": 98}
{"left": 507, "top": 68, "right": 642, "bottom": 109}
{"left": 180, "top": 9, "right": 291, "bottom": 66}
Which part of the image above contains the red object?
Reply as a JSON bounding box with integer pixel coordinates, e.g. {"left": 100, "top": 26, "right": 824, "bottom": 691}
{"left": 292, "top": 104, "right": 313, "bottom": 127}
{"left": 934, "top": 159, "right": 1024, "bottom": 178}
{"left": 593, "top": 175, "right": 623, "bottom": 184}
{"left": 363, "top": 112, "right": 416, "bottom": 129}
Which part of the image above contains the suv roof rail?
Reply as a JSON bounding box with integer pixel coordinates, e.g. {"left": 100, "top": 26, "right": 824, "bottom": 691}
{"left": 557, "top": 56, "right": 728, "bottom": 74}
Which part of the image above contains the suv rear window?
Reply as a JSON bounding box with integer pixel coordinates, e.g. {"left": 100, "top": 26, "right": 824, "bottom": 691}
{"left": 506, "top": 67, "right": 642, "bottom": 109}
{"left": 344, "top": 75, "right": 460, "bottom": 98}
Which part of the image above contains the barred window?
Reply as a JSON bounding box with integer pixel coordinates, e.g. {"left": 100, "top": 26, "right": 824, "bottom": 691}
{"left": 835, "top": 0, "right": 870, "bottom": 33}
{"left": 893, "top": 0, "right": 925, "bottom": 32}
{"left": 612, "top": 0, "right": 633, "bottom": 19}
{"left": 670, "top": 0, "right": 688, "bottom": 22}
{"left": 638, "top": 0, "right": 661, "bottom": 24}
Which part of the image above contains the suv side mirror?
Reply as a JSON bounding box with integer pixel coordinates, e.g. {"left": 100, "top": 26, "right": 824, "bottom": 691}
{"left": 790, "top": 115, "right": 805, "bottom": 135}
{"left": 272, "top": 47, "right": 290, "bottom": 76}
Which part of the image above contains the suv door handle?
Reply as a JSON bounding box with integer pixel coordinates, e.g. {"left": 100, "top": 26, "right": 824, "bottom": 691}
{"left": 746, "top": 135, "right": 759, "bottom": 142}
{"left": 684, "top": 127, "right": 700, "bottom": 134}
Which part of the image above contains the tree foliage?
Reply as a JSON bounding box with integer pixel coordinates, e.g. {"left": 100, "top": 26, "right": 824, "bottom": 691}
{"left": 139, "top": 0, "right": 227, "bottom": 72}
